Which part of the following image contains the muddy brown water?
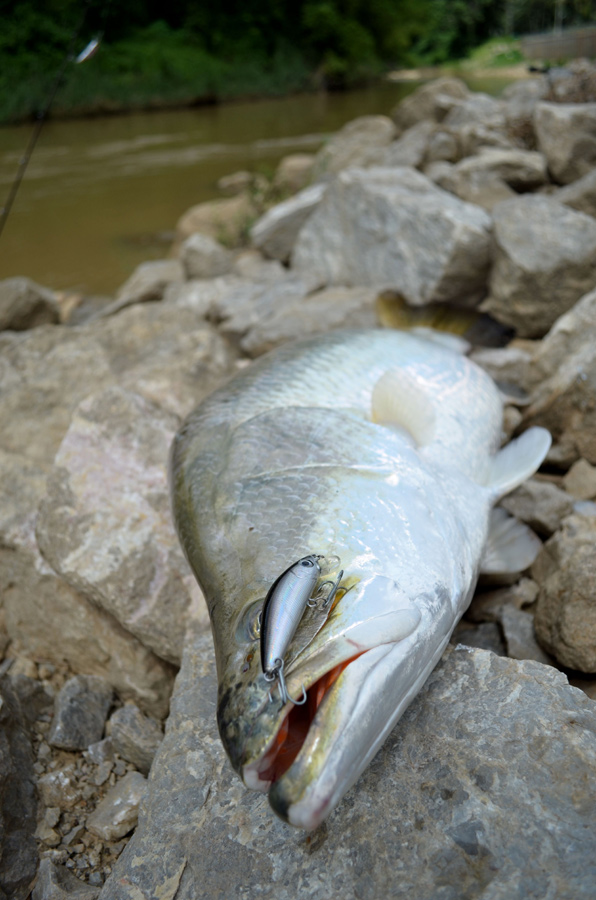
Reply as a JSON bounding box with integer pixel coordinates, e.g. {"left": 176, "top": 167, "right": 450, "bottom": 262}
{"left": 0, "top": 76, "right": 518, "bottom": 296}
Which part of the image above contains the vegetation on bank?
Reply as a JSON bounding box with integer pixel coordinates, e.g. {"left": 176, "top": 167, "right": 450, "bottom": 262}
{"left": 1, "top": 0, "right": 595, "bottom": 124}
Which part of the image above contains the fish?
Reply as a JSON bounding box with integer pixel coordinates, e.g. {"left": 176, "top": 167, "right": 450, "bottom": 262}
{"left": 169, "top": 328, "right": 550, "bottom": 830}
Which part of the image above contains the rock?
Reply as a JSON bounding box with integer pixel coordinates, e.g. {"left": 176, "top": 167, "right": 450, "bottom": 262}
{"left": 108, "top": 705, "right": 162, "bottom": 776}
{"left": 391, "top": 77, "right": 469, "bottom": 131}
{"left": 467, "top": 578, "right": 539, "bottom": 624}
{"left": 1, "top": 547, "right": 175, "bottom": 719}
{"left": 231, "top": 251, "right": 286, "bottom": 285}
{"left": 32, "top": 858, "right": 100, "bottom": 900}
{"left": 312, "top": 116, "right": 396, "bottom": 180}
{"left": 425, "top": 129, "right": 459, "bottom": 164}
{"left": 500, "top": 479, "right": 574, "bottom": 537}
{"left": 250, "top": 184, "right": 326, "bottom": 262}
{"left": 502, "top": 76, "right": 549, "bottom": 107}
{"left": 443, "top": 93, "right": 505, "bottom": 132}
{"left": 535, "top": 102, "right": 596, "bottom": 184}
{"left": 99, "top": 627, "right": 596, "bottom": 900}
{"left": 179, "top": 233, "right": 232, "bottom": 280}
{"left": 48, "top": 675, "right": 113, "bottom": 751}
{"left": 482, "top": 196, "right": 596, "bottom": 337}
{"left": 175, "top": 193, "right": 256, "bottom": 246}
{"left": 0, "top": 277, "right": 59, "bottom": 331}
{"left": 0, "top": 678, "right": 38, "bottom": 900}
{"left": 545, "top": 59, "right": 596, "bottom": 104}
{"left": 86, "top": 772, "right": 147, "bottom": 842}
{"left": 563, "top": 459, "right": 596, "bottom": 500}
{"left": 86, "top": 738, "right": 114, "bottom": 766}
{"left": 292, "top": 167, "right": 491, "bottom": 306}
{"left": 500, "top": 606, "right": 552, "bottom": 665}
{"left": 451, "top": 620, "right": 506, "bottom": 656}
{"left": 240, "top": 286, "right": 380, "bottom": 357}
{"left": 273, "top": 154, "right": 315, "bottom": 193}
{"left": 215, "top": 277, "right": 311, "bottom": 345}
{"left": 9, "top": 674, "right": 53, "bottom": 724}
{"left": 470, "top": 344, "right": 534, "bottom": 393}
{"left": 102, "top": 260, "right": 184, "bottom": 317}
{"left": 433, "top": 164, "right": 516, "bottom": 212}
{"left": 455, "top": 122, "right": 515, "bottom": 158}
{"left": 36, "top": 387, "right": 205, "bottom": 664}
{"left": 216, "top": 170, "right": 253, "bottom": 196}
{"left": 523, "top": 287, "right": 596, "bottom": 465}
{"left": 38, "top": 766, "right": 79, "bottom": 810}
{"left": 555, "top": 168, "right": 596, "bottom": 219}
{"left": 375, "top": 121, "right": 435, "bottom": 168}
{"left": 449, "top": 148, "right": 547, "bottom": 191}
{"left": 533, "top": 514, "right": 596, "bottom": 672}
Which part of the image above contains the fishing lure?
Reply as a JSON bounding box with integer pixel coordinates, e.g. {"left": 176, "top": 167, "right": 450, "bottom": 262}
{"left": 260, "top": 555, "right": 343, "bottom": 705}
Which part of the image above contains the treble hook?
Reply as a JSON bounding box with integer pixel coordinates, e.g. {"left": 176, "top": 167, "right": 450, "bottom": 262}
{"left": 265, "top": 658, "right": 307, "bottom": 706}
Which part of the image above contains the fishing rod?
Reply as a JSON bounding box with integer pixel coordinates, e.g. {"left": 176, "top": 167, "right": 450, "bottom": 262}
{"left": 0, "top": 1, "right": 100, "bottom": 241}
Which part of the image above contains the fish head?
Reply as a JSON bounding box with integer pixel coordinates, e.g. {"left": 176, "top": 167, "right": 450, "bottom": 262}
{"left": 211, "top": 557, "right": 455, "bottom": 830}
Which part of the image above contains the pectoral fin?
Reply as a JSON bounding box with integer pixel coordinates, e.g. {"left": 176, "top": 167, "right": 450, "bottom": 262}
{"left": 485, "top": 427, "right": 551, "bottom": 500}
{"left": 481, "top": 508, "right": 542, "bottom": 575}
{"left": 371, "top": 369, "right": 436, "bottom": 446}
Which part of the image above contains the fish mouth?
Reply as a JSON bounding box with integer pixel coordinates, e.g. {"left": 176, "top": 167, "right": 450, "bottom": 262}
{"left": 238, "top": 579, "right": 456, "bottom": 830}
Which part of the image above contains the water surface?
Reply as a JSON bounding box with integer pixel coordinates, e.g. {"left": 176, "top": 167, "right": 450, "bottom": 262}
{"left": 0, "top": 77, "right": 517, "bottom": 296}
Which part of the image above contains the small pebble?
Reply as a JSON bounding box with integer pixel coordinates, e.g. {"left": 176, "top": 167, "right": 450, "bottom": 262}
{"left": 86, "top": 772, "right": 147, "bottom": 841}
{"left": 86, "top": 737, "right": 114, "bottom": 766}
{"left": 113, "top": 758, "right": 126, "bottom": 777}
{"left": 45, "top": 807, "right": 61, "bottom": 828}
{"left": 93, "top": 761, "right": 113, "bottom": 786}
{"left": 49, "top": 675, "right": 114, "bottom": 751}
{"left": 109, "top": 704, "right": 163, "bottom": 776}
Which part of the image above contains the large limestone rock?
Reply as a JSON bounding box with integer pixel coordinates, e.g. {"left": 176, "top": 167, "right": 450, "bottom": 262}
{"left": 179, "top": 233, "right": 232, "bottom": 280}
{"left": 312, "top": 116, "right": 396, "bottom": 180}
{"left": 533, "top": 514, "right": 596, "bottom": 672}
{"left": 390, "top": 77, "right": 469, "bottom": 131}
{"left": 250, "top": 184, "right": 326, "bottom": 262}
{"left": 176, "top": 193, "right": 256, "bottom": 246}
{"left": 432, "top": 163, "right": 516, "bottom": 212}
{"left": 0, "top": 276, "right": 59, "bottom": 331}
{"left": 36, "top": 387, "right": 207, "bottom": 665}
{"left": 483, "top": 196, "right": 596, "bottom": 337}
{"left": 101, "top": 260, "right": 184, "bottom": 318}
{"left": 556, "top": 168, "right": 596, "bottom": 218}
{"left": 375, "top": 121, "right": 436, "bottom": 169}
{"left": 273, "top": 154, "right": 315, "bottom": 193}
{"left": 535, "top": 102, "right": 596, "bottom": 184}
{"left": 99, "top": 628, "right": 596, "bottom": 900}
{"left": 449, "top": 148, "right": 547, "bottom": 191}
{"left": 523, "top": 287, "right": 596, "bottom": 464}
{"left": 292, "top": 167, "right": 491, "bottom": 306}
{"left": 240, "top": 286, "right": 380, "bottom": 357}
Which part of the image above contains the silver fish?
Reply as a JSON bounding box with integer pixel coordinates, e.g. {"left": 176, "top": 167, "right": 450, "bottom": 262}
{"left": 170, "top": 329, "right": 550, "bottom": 830}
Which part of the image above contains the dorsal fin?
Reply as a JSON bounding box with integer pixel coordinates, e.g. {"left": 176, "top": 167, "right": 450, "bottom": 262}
{"left": 371, "top": 369, "right": 436, "bottom": 446}
{"left": 485, "top": 427, "right": 551, "bottom": 500}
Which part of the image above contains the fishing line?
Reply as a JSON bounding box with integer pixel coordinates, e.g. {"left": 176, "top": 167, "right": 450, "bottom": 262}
{"left": 0, "top": 0, "right": 108, "bottom": 241}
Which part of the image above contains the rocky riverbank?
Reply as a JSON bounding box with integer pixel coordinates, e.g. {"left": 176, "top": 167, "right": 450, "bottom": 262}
{"left": 1, "top": 60, "right": 596, "bottom": 899}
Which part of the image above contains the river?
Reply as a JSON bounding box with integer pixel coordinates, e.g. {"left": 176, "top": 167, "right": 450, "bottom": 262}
{"left": 0, "top": 76, "right": 518, "bottom": 296}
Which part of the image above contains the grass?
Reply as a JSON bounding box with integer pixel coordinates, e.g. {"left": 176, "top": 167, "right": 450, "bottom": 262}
{"left": 458, "top": 36, "right": 525, "bottom": 70}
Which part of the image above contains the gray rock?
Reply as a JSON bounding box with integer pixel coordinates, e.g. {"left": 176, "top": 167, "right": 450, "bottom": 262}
{"left": 563, "top": 458, "right": 596, "bottom": 500}
{"left": 470, "top": 344, "right": 534, "bottom": 394}
{"left": 444, "top": 93, "right": 505, "bottom": 131}
{"left": 425, "top": 129, "right": 459, "bottom": 164}
{"left": 0, "top": 277, "right": 59, "bottom": 331}
{"left": 312, "top": 116, "right": 396, "bottom": 180}
{"left": 1, "top": 547, "right": 175, "bottom": 719}
{"left": 433, "top": 165, "right": 516, "bottom": 212}
{"left": 391, "top": 77, "right": 469, "bottom": 131}
{"left": 556, "top": 168, "right": 596, "bottom": 218}
{"left": 231, "top": 251, "right": 286, "bottom": 284}
{"left": 523, "top": 286, "right": 596, "bottom": 465}
{"left": 179, "top": 233, "right": 232, "bottom": 279}
{"left": 0, "top": 678, "right": 38, "bottom": 900}
{"left": 500, "top": 479, "right": 574, "bottom": 537}
{"left": 32, "top": 858, "right": 100, "bottom": 900}
{"left": 109, "top": 705, "right": 163, "bottom": 775}
{"left": 375, "top": 121, "right": 436, "bottom": 168}
{"left": 86, "top": 738, "right": 114, "bottom": 766}
{"left": 451, "top": 620, "right": 506, "bottom": 656}
{"left": 215, "top": 278, "right": 311, "bottom": 344}
{"left": 483, "top": 196, "right": 596, "bottom": 337}
{"left": 216, "top": 170, "right": 253, "bottom": 196}
{"left": 101, "top": 260, "right": 184, "bottom": 318}
{"left": 48, "top": 675, "right": 113, "bottom": 751}
{"left": 240, "top": 286, "right": 380, "bottom": 357}
{"left": 533, "top": 514, "right": 596, "bottom": 672}
{"left": 535, "top": 102, "right": 596, "bottom": 184}
{"left": 292, "top": 167, "right": 491, "bottom": 306}
{"left": 467, "top": 578, "right": 539, "bottom": 624}
{"left": 273, "top": 154, "right": 315, "bottom": 193}
{"left": 9, "top": 674, "right": 53, "bottom": 724}
{"left": 86, "top": 771, "right": 147, "bottom": 841}
{"left": 38, "top": 766, "right": 79, "bottom": 810}
{"left": 36, "top": 387, "right": 206, "bottom": 664}
{"left": 175, "top": 193, "right": 256, "bottom": 246}
{"left": 500, "top": 606, "right": 552, "bottom": 665}
{"left": 99, "top": 627, "right": 596, "bottom": 900}
{"left": 450, "top": 148, "right": 547, "bottom": 191}
{"left": 250, "top": 184, "right": 326, "bottom": 262}
{"left": 455, "top": 122, "right": 515, "bottom": 158}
